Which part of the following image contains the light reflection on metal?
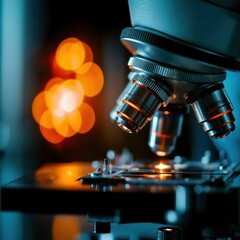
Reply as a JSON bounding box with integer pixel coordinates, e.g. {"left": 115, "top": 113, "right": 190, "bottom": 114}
{"left": 154, "top": 163, "right": 172, "bottom": 173}
{"left": 159, "top": 174, "right": 172, "bottom": 180}
{"left": 35, "top": 162, "right": 92, "bottom": 187}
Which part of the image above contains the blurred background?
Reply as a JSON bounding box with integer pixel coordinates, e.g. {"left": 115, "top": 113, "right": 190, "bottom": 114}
{"left": 1, "top": 0, "right": 240, "bottom": 239}
{"left": 0, "top": 0, "right": 144, "bottom": 185}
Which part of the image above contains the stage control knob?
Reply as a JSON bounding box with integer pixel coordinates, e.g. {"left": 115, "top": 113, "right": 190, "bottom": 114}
{"left": 157, "top": 226, "right": 182, "bottom": 240}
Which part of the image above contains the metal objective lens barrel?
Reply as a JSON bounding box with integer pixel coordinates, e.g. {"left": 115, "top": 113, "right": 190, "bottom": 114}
{"left": 148, "top": 105, "right": 185, "bottom": 156}
{"left": 185, "top": 83, "right": 235, "bottom": 138}
{"left": 113, "top": 73, "right": 172, "bottom": 134}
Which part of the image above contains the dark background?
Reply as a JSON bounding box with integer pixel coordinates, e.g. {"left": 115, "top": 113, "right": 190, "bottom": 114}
{"left": 1, "top": 1, "right": 238, "bottom": 240}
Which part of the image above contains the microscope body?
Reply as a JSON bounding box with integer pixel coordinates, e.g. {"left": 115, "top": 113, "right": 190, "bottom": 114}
{"left": 111, "top": 0, "right": 240, "bottom": 157}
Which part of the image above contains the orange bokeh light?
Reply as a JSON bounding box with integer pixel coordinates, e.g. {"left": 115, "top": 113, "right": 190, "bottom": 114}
{"left": 45, "top": 77, "right": 64, "bottom": 91}
{"left": 46, "top": 79, "right": 84, "bottom": 114}
{"left": 32, "top": 37, "right": 103, "bottom": 144}
{"left": 78, "top": 103, "right": 95, "bottom": 133}
{"left": 32, "top": 91, "right": 48, "bottom": 124}
{"left": 67, "top": 109, "right": 82, "bottom": 133}
{"left": 39, "top": 110, "right": 54, "bottom": 129}
{"left": 40, "top": 125, "right": 65, "bottom": 144}
{"left": 50, "top": 53, "right": 76, "bottom": 79}
{"left": 76, "top": 62, "right": 104, "bottom": 97}
{"left": 55, "top": 37, "right": 85, "bottom": 71}
{"left": 53, "top": 115, "right": 77, "bottom": 138}
{"left": 52, "top": 110, "right": 82, "bottom": 138}
{"left": 82, "top": 42, "right": 93, "bottom": 63}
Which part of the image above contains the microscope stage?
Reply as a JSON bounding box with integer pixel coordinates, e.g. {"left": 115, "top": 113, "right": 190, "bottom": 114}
{"left": 80, "top": 158, "right": 239, "bottom": 187}
{"left": 2, "top": 158, "right": 240, "bottom": 220}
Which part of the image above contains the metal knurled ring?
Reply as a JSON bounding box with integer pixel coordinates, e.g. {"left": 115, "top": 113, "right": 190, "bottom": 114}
{"left": 128, "top": 56, "right": 226, "bottom": 83}
{"left": 131, "top": 73, "right": 170, "bottom": 103}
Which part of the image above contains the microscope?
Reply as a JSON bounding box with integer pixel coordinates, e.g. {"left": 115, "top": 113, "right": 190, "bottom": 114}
{"left": 85, "top": 0, "right": 240, "bottom": 239}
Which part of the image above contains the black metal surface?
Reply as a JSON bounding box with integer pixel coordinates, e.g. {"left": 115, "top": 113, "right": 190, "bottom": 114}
{"left": 1, "top": 162, "right": 174, "bottom": 218}
{"left": 1, "top": 160, "right": 239, "bottom": 215}
{"left": 121, "top": 27, "right": 240, "bottom": 71}
{"left": 2, "top": 160, "right": 240, "bottom": 240}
